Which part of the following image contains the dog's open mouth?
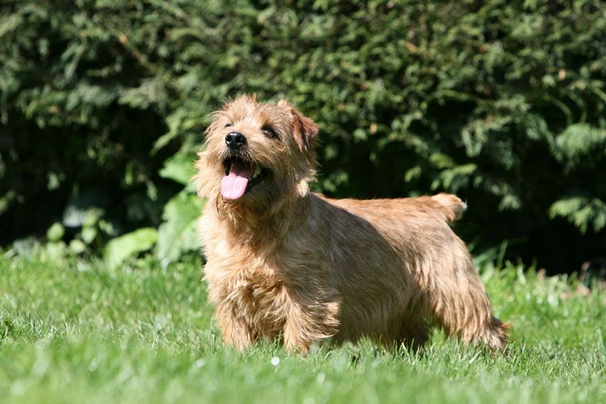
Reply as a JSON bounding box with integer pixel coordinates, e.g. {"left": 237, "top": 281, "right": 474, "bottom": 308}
{"left": 220, "top": 157, "right": 265, "bottom": 200}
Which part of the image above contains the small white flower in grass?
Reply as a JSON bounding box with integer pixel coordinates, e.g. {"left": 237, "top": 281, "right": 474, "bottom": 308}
{"left": 271, "top": 356, "right": 280, "bottom": 366}
{"left": 192, "top": 359, "right": 206, "bottom": 369}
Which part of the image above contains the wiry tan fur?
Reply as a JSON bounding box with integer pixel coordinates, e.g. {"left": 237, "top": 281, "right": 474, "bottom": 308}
{"left": 195, "top": 95, "right": 509, "bottom": 352}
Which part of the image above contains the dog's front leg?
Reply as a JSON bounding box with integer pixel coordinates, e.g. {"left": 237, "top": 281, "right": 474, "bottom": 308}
{"left": 283, "top": 306, "right": 314, "bottom": 353}
{"left": 215, "top": 302, "right": 255, "bottom": 350}
{"left": 282, "top": 295, "right": 340, "bottom": 353}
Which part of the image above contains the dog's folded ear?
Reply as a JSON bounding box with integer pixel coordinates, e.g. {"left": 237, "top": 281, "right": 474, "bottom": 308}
{"left": 278, "top": 100, "right": 319, "bottom": 152}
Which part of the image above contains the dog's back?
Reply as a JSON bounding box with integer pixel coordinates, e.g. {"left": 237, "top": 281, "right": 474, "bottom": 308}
{"left": 324, "top": 192, "right": 467, "bottom": 233}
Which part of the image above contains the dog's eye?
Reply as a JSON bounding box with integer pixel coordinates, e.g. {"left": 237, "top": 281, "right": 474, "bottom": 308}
{"left": 224, "top": 123, "right": 233, "bottom": 128}
{"left": 262, "top": 125, "right": 278, "bottom": 139}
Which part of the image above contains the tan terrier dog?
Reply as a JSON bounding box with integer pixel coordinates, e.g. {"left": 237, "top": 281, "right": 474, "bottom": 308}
{"left": 195, "top": 95, "right": 509, "bottom": 352}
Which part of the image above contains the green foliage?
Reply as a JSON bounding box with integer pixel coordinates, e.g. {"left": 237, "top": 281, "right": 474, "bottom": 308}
{"left": 553, "top": 124, "right": 606, "bottom": 172}
{"left": 156, "top": 191, "right": 201, "bottom": 266}
{"left": 1, "top": 0, "right": 606, "bottom": 271}
{"left": 103, "top": 189, "right": 201, "bottom": 269}
{"left": 1, "top": 253, "right": 605, "bottom": 403}
{"left": 155, "top": 154, "right": 201, "bottom": 266}
{"left": 549, "top": 197, "right": 606, "bottom": 234}
{"left": 105, "top": 227, "right": 158, "bottom": 269}
{"left": 102, "top": 155, "right": 201, "bottom": 268}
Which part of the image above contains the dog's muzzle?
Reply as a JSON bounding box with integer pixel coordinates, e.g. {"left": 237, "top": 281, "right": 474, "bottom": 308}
{"left": 225, "top": 132, "right": 246, "bottom": 150}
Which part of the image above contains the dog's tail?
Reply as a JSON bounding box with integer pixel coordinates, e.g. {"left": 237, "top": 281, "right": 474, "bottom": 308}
{"left": 430, "top": 193, "right": 467, "bottom": 223}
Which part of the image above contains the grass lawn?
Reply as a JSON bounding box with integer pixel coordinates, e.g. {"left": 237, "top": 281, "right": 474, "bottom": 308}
{"left": 1, "top": 250, "right": 604, "bottom": 403}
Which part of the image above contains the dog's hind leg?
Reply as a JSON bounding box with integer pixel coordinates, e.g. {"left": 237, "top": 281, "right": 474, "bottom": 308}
{"left": 426, "top": 255, "right": 509, "bottom": 351}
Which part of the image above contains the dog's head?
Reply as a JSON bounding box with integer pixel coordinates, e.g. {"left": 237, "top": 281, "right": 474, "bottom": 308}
{"left": 196, "top": 95, "right": 319, "bottom": 212}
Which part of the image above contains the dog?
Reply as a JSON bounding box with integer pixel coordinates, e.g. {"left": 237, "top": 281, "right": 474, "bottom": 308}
{"left": 195, "top": 95, "right": 509, "bottom": 352}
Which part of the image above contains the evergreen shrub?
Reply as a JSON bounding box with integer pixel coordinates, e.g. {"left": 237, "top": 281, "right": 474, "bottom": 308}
{"left": 1, "top": 0, "right": 605, "bottom": 273}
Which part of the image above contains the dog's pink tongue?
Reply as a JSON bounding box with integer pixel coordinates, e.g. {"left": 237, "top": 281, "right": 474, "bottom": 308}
{"left": 221, "top": 163, "right": 253, "bottom": 200}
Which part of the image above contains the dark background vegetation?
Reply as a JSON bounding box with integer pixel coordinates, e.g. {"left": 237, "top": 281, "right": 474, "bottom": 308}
{"left": 1, "top": 0, "right": 605, "bottom": 274}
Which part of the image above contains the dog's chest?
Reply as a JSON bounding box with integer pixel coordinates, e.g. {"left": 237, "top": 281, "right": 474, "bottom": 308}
{"left": 204, "top": 231, "right": 297, "bottom": 337}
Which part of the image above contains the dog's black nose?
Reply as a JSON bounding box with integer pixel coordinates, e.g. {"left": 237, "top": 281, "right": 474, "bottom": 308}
{"left": 225, "top": 132, "right": 246, "bottom": 150}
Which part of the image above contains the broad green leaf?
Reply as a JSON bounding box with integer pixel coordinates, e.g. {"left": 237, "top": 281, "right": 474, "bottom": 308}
{"left": 159, "top": 155, "right": 196, "bottom": 188}
{"left": 157, "top": 192, "right": 202, "bottom": 266}
{"left": 46, "top": 222, "right": 65, "bottom": 242}
{"left": 105, "top": 227, "right": 158, "bottom": 269}
{"left": 81, "top": 226, "right": 98, "bottom": 245}
{"left": 69, "top": 239, "right": 87, "bottom": 255}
